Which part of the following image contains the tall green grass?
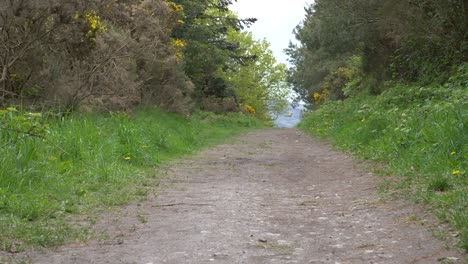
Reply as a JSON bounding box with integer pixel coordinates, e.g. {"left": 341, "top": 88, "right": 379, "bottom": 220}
{"left": 0, "top": 107, "right": 262, "bottom": 251}
{"left": 299, "top": 70, "right": 467, "bottom": 250}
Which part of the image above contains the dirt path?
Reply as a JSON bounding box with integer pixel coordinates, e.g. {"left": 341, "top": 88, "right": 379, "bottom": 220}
{"left": 9, "top": 129, "right": 465, "bottom": 263}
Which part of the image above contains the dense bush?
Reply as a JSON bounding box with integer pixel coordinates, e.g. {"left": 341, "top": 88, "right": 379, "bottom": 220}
{"left": 0, "top": 0, "right": 193, "bottom": 112}
{"left": 299, "top": 65, "right": 468, "bottom": 250}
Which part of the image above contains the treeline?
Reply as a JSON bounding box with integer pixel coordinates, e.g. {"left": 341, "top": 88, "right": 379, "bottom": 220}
{"left": 0, "top": 0, "right": 288, "bottom": 119}
{"left": 287, "top": 0, "right": 467, "bottom": 103}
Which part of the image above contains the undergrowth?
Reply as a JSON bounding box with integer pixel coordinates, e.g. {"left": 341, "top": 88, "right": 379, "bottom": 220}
{"left": 298, "top": 67, "right": 467, "bottom": 250}
{"left": 0, "top": 107, "right": 262, "bottom": 251}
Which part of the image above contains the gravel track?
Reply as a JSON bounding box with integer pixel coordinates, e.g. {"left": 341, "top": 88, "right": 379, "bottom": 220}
{"left": 6, "top": 128, "right": 464, "bottom": 263}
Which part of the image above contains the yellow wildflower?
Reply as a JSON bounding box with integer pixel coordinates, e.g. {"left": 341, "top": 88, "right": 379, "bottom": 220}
{"left": 172, "top": 39, "right": 186, "bottom": 63}
{"left": 173, "top": 39, "right": 186, "bottom": 47}
{"left": 84, "top": 10, "right": 107, "bottom": 40}
{"left": 452, "top": 170, "right": 460, "bottom": 175}
{"left": 245, "top": 104, "right": 256, "bottom": 115}
{"left": 313, "top": 92, "right": 321, "bottom": 102}
{"left": 165, "top": 2, "right": 184, "bottom": 12}
{"left": 450, "top": 151, "right": 456, "bottom": 155}
{"left": 124, "top": 156, "right": 131, "bottom": 160}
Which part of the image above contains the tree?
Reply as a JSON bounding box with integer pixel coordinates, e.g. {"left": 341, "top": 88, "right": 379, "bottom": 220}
{"left": 170, "top": 0, "right": 256, "bottom": 107}
{"left": 220, "top": 30, "right": 289, "bottom": 120}
{"left": 286, "top": 0, "right": 468, "bottom": 105}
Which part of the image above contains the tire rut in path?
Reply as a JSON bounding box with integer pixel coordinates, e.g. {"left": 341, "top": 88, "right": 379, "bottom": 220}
{"left": 15, "top": 129, "right": 464, "bottom": 263}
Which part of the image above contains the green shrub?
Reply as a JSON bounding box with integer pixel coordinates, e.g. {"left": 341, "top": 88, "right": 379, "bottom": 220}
{"left": 299, "top": 67, "right": 467, "bottom": 250}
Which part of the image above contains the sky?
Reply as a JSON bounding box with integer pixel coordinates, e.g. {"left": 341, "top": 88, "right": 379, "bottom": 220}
{"left": 230, "top": 0, "right": 312, "bottom": 66}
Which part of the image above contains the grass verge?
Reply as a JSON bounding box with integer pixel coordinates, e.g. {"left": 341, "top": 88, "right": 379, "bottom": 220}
{"left": 0, "top": 107, "right": 263, "bottom": 251}
{"left": 298, "top": 76, "right": 467, "bottom": 250}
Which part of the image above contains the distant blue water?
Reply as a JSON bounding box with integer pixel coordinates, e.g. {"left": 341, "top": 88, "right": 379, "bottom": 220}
{"left": 274, "top": 104, "right": 305, "bottom": 128}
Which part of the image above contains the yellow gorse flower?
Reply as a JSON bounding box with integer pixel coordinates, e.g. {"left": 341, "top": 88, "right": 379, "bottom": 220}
{"left": 313, "top": 92, "right": 321, "bottom": 102}
{"left": 84, "top": 10, "right": 107, "bottom": 40}
{"left": 172, "top": 39, "right": 186, "bottom": 63}
{"left": 165, "top": 1, "right": 184, "bottom": 13}
{"left": 245, "top": 104, "right": 256, "bottom": 115}
{"left": 173, "top": 39, "right": 186, "bottom": 48}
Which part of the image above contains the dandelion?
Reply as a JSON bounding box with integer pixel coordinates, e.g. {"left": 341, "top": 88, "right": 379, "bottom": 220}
{"left": 124, "top": 156, "right": 131, "bottom": 160}
{"left": 452, "top": 170, "right": 460, "bottom": 175}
